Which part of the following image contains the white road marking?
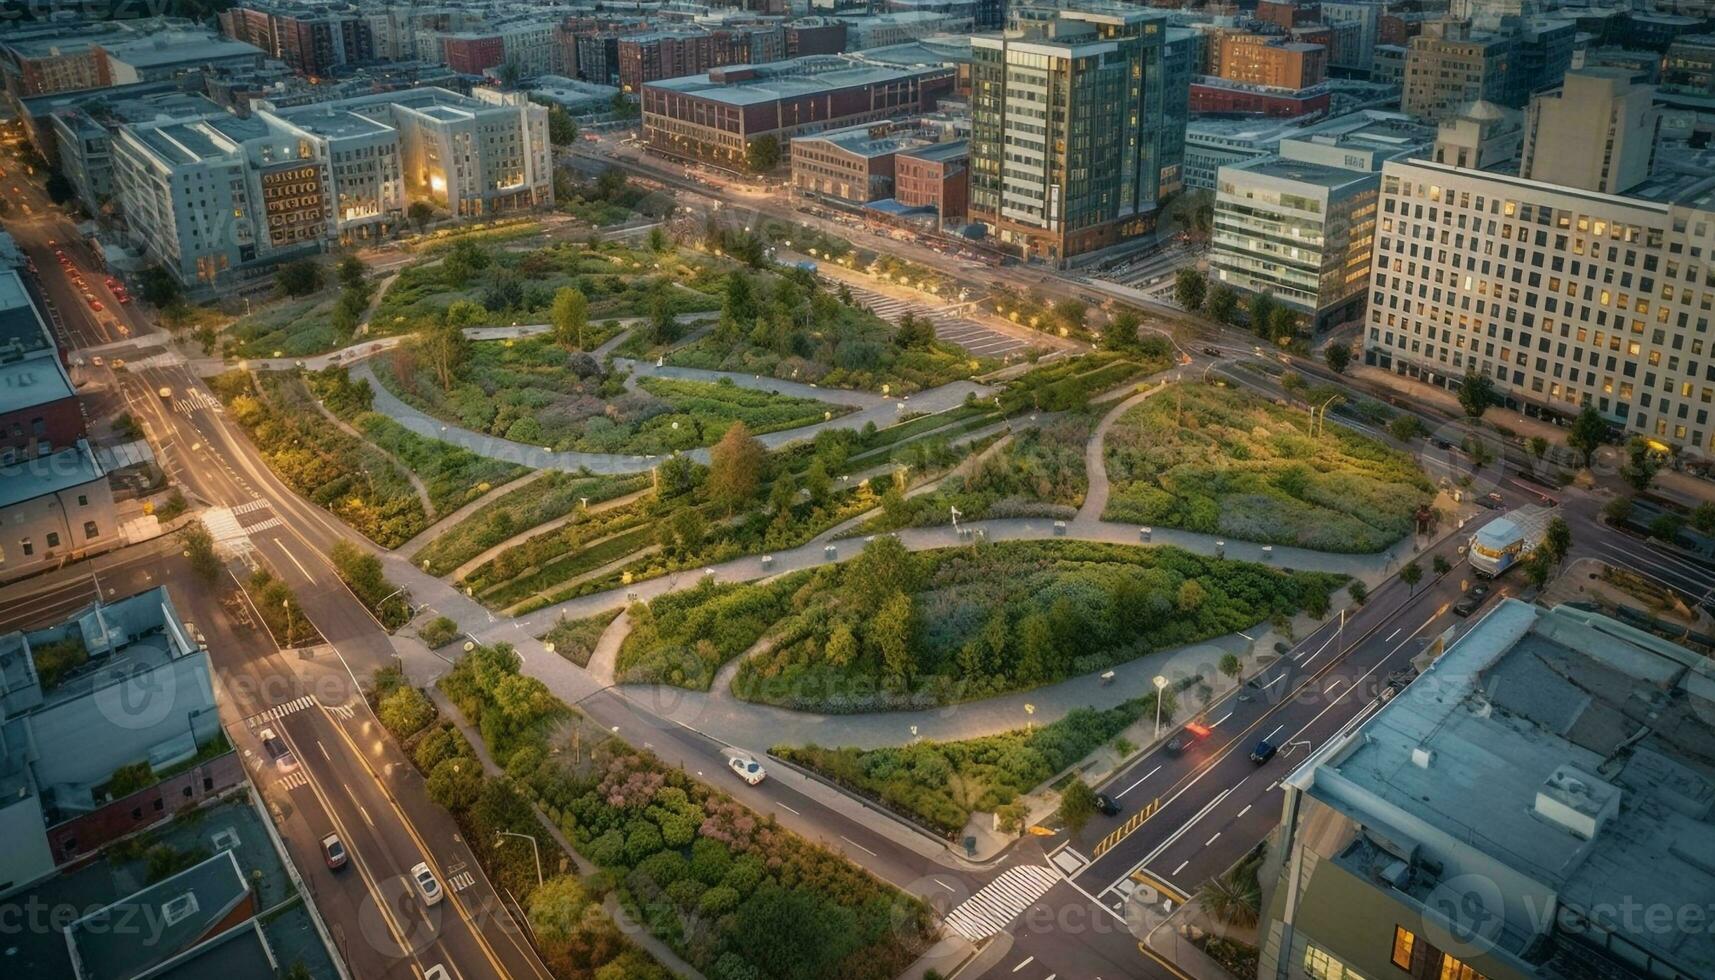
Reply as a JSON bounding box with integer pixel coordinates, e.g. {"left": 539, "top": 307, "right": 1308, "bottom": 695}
{"left": 942, "top": 865, "right": 1062, "bottom": 941}
{"left": 1012, "top": 956, "right": 1034, "bottom": 972}
{"left": 1117, "top": 765, "right": 1161, "bottom": 797}
{"left": 840, "top": 836, "right": 877, "bottom": 857}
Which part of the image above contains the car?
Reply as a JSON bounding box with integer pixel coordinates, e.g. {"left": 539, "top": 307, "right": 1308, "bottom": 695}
{"left": 1432, "top": 438, "right": 1454, "bottom": 450}
{"left": 424, "top": 967, "right": 450, "bottom": 980}
{"left": 87, "top": 299, "right": 102, "bottom": 312}
{"left": 1163, "top": 721, "right": 1212, "bottom": 756}
{"left": 1248, "top": 740, "right": 1278, "bottom": 764}
{"left": 1094, "top": 793, "right": 1121, "bottom": 816}
{"left": 116, "top": 292, "right": 131, "bottom": 304}
{"left": 1380, "top": 666, "right": 1419, "bottom": 702}
{"left": 258, "top": 727, "right": 298, "bottom": 772}
{"left": 157, "top": 386, "right": 172, "bottom": 400}
{"left": 410, "top": 862, "right": 443, "bottom": 906}
{"left": 321, "top": 833, "right": 347, "bottom": 870}
{"left": 1202, "top": 346, "right": 1222, "bottom": 356}
{"left": 1453, "top": 584, "right": 1492, "bottom": 617}
{"left": 728, "top": 756, "right": 766, "bottom": 785}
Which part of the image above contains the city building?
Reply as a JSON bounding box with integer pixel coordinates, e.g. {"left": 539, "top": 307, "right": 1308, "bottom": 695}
{"left": 642, "top": 55, "right": 954, "bottom": 168}
{"left": 1364, "top": 155, "right": 1715, "bottom": 454}
{"left": 1186, "top": 109, "right": 1434, "bottom": 192}
{"left": 1372, "top": 43, "right": 1406, "bottom": 87}
{"left": 66, "top": 851, "right": 262, "bottom": 979}
{"left": 440, "top": 21, "right": 560, "bottom": 79}
{"left": 790, "top": 123, "right": 913, "bottom": 206}
{"left": 1211, "top": 135, "right": 1399, "bottom": 329}
{"left": 1190, "top": 76, "right": 1332, "bottom": 119}
{"left": 1577, "top": 46, "right": 1661, "bottom": 86}
{"left": 576, "top": 33, "right": 622, "bottom": 86}
{"left": 969, "top": 7, "right": 1182, "bottom": 265}
{"left": 1256, "top": 0, "right": 1322, "bottom": 31}
{"left": 0, "top": 587, "right": 234, "bottom": 886}
{"left": 0, "top": 440, "right": 114, "bottom": 581}
{"left": 217, "top": 6, "right": 375, "bottom": 76}
{"left": 786, "top": 19, "right": 848, "bottom": 58}
{"left": 1402, "top": 20, "right": 1513, "bottom": 122}
{"left": 0, "top": 269, "right": 80, "bottom": 466}
{"left": 94, "top": 29, "right": 266, "bottom": 86}
{"left": 1520, "top": 69, "right": 1659, "bottom": 195}
{"left": 1510, "top": 17, "right": 1576, "bottom": 106}
{"left": 616, "top": 26, "right": 786, "bottom": 94}
{"left": 1259, "top": 599, "right": 1715, "bottom": 980}
{"left": 529, "top": 74, "right": 623, "bottom": 115}
{"left": 1433, "top": 99, "right": 1524, "bottom": 171}
{"left": 894, "top": 139, "right": 968, "bottom": 223}
{"left": 1214, "top": 34, "right": 1327, "bottom": 90}
{"left": 1322, "top": 0, "right": 1384, "bottom": 70}
{"left": 838, "top": 11, "right": 975, "bottom": 50}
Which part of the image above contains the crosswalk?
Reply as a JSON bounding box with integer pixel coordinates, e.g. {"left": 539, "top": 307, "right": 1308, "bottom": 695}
{"left": 278, "top": 770, "right": 310, "bottom": 791}
{"left": 942, "top": 864, "right": 1063, "bottom": 941}
{"left": 844, "top": 285, "right": 1037, "bottom": 358}
{"left": 173, "top": 387, "right": 223, "bottom": 417}
{"left": 244, "top": 695, "right": 316, "bottom": 728}
{"left": 327, "top": 702, "right": 357, "bottom": 721}
{"left": 232, "top": 498, "right": 271, "bottom": 517}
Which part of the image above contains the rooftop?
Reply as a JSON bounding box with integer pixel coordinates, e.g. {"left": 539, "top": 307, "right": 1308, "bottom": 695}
{"left": 0, "top": 268, "right": 52, "bottom": 358}
{"left": 0, "top": 585, "right": 200, "bottom": 709}
{"left": 98, "top": 31, "right": 263, "bottom": 69}
{"left": 67, "top": 850, "right": 251, "bottom": 980}
{"left": 270, "top": 104, "right": 394, "bottom": 140}
{"left": 0, "top": 351, "right": 74, "bottom": 416}
{"left": 646, "top": 55, "right": 945, "bottom": 106}
{"left": 0, "top": 440, "right": 104, "bottom": 510}
{"left": 1295, "top": 600, "right": 1715, "bottom": 978}
{"left": 1228, "top": 154, "right": 1375, "bottom": 190}
{"left": 899, "top": 138, "right": 968, "bottom": 162}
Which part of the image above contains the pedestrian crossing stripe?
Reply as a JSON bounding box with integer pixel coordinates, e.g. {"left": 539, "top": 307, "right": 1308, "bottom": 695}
{"left": 327, "top": 702, "right": 356, "bottom": 720}
{"left": 942, "top": 864, "right": 1061, "bottom": 941}
{"left": 449, "top": 872, "right": 475, "bottom": 892}
{"left": 278, "top": 771, "right": 309, "bottom": 791}
{"left": 244, "top": 695, "right": 316, "bottom": 727}
{"left": 246, "top": 516, "right": 283, "bottom": 533}
{"left": 173, "top": 388, "right": 223, "bottom": 416}
{"left": 232, "top": 499, "right": 271, "bottom": 516}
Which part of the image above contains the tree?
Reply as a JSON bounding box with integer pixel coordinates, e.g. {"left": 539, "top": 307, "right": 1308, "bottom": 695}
{"left": 844, "top": 534, "right": 921, "bottom": 613}
{"left": 746, "top": 135, "right": 781, "bottom": 172}
{"left": 1104, "top": 309, "right": 1141, "bottom": 351}
{"left": 1246, "top": 291, "right": 1276, "bottom": 336}
{"left": 1057, "top": 777, "right": 1099, "bottom": 836}
{"left": 546, "top": 105, "right": 577, "bottom": 146}
{"left": 1528, "top": 435, "right": 1549, "bottom": 459}
{"left": 871, "top": 591, "right": 916, "bottom": 690}
{"left": 823, "top": 622, "right": 858, "bottom": 667}
{"left": 1218, "top": 652, "right": 1242, "bottom": 685}
{"left": 1202, "top": 865, "right": 1261, "bottom": 928}
{"left": 1388, "top": 414, "right": 1425, "bottom": 442}
{"left": 276, "top": 258, "right": 323, "bottom": 297}
{"left": 1691, "top": 502, "right": 1715, "bottom": 536}
{"left": 1432, "top": 554, "right": 1451, "bottom": 576}
{"left": 1457, "top": 372, "right": 1496, "bottom": 419}
{"left": 337, "top": 255, "right": 367, "bottom": 290}
{"left": 1400, "top": 561, "right": 1423, "bottom": 594}
{"left": 1349, "top": 579, "right": 1368, "bottom": 604}
{"left": 1523, "top": 549, "right": 1555, "bottom": 588}
{"left": 1620, "top": 437, "right": 1659, "bottom": 492}
{"left": 894, "top": 312, "right": 935, "bottom": 350}
{"left": 1052, "top": 298, "right": 1087, "bottom": 333}
{"left": 441, "top": 240, "right": 490, "bottom": 287}
{"left": 1544, "top": 516, "right": 1572, "bottom": 565}
{"left": 409, "top": 200, "right": 435, "bottom": 233}
{"left": 1566, "top": 406, "right": 1607, "bottom": 467}
{"left": 418, "top": 317, "right": 470, "bottom": 390}
{"left": 1268, "top": 304, "right": 1298, "bottom": 341}
{"left": 1325, "top": 344, "right": 1351, "bottom": 374}
{"left": 707, "top": 422, "right": 764, "bottom": 513}
{"left": 550, "top": 286, "right": 590, "bottom": 350}
{"left": 647, "top": 226, "right": 668, "bottom": 254}
{"left": 1604, "top": 495, "right": 1634, "bottom": 526}
{"left": 181, "top": 520, "right": 221, "bottom": 584}
{"left": 1174, "top": 268, "right": 1206, "bottom": 311}
{"left": 804, "top": 458, "right": 832, "bottom": 506}
{"left": 1206, "top": 284, "right": 1237, "bottom": 324}
{"left": 44, "top": 170, "right": 74, "bottom": 205}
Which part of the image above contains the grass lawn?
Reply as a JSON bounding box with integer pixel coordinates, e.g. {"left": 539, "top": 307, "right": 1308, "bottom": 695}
{"left": 999, "top": 350, "right": 1171, "bottom": 413}
{"left": 374, "top": 336, "right": 852, "bottom": 454}
{"left": 224, "top": 293, "right": 343, "bottom": 358}
{"left": 211, "top": 371, "right": 427, "bottom": 547}
{"left": 1102, "top": 382, "right": 1432, "bottom": 552}
{"left": 610, "top": 538, "right": 1344, "bottom": 710}
{"left": 411, "top": 471, "right": 649, "bottom": 576}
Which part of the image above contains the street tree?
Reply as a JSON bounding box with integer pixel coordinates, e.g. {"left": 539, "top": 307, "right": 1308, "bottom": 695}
{"left": 1457, "top": 372, "right": 1496, "bottom": 419}
{"left": 1401, "top": 561, "right": 1423, "bottom": 594}
{"left": 182, "top": 520, "right": 221, "bottom": 584}
{"left": 337, "top": 255, "right": 367, "bottom": 290}
{"left": 276, "top": 258, "right": 323, "bottom": 297}
{"left": 1566, "top": 405, "right": 1608, "bottom": 467}
{"left": 707, "top": 421, "right": 765, "bottom": 513}
{"left": 546, "top": 105, "right": 577, "bottom": 146}
{"left": 1218, "top": 652, "right": 1242, "bottom": 684}
{"left": 408, "top": 200, "right": 435, "bottom": 234}
{"left": 1206, "top": 284, "right": 1238, "bottom": 324}
{"left": 1433, "top": 554, "right": 1451, "bottom": 576}
{"left": 417, "top": 317, "right": 470, "bottom": 390}
{"left": 1621, "top": 437, "right": 1659, "bottom": 492}
{"left": 1057, "top": 777, "right": 1100, "bottom": 837}
{"left": 550, "top": 286, "right": 589, "bottom": 350}
{"left": 1325, "top": 344, "right": 1351, "bottom": 374}
{"left": 1528, "top": 435, "right": 1549, "bottom": 459}
{"left": 1173, "top": 268, "right": 1206, "bottom": 311}
{"left": 1691, "top": 501, "right": 1715, "bottom": 536}
{"left": 1544, "top": 516, "right": 1572, "bottom": 565}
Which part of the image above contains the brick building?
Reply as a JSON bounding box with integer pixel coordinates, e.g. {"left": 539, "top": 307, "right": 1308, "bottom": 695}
{"left": 1191, "top": 77, "right": 1332, "bottom": 117}
{"left": 1215, "top": 35, "right": 1327, "bottom": 89}
{"left": 894, "top": 139, "right": 967, "bottom": 221}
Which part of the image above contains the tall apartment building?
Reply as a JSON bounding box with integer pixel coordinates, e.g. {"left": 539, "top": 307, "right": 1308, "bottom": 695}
{"left": 1322, "top": 0, "right": 1384, "bottom": 69}
{"left": 441, "top": 21, "right": 560, "bottom": 78}
{"left": 1214, "top": 34, "right": 1327, "bottom": 89}
{"left": 1402, "top": 20, "right": 1513, "bottom": 122}
{"left": 1259, "top": 599, "right": 1715, "bottom": 980}
{"left": 617, "top": 26, "right": 786, "bottom": 93}
{"left": 1519, "top": 69, "right": 1658, "bottom": 196}
{"left": 1662, "top": 34, "right": 1715, "bottom": 96}
{"left": 576, "top": 33, "right": 622, "bottom": 86}
{"left": 1256, "top": 0, "right": 1322, "bottom": 31}
{"left": 969, "top": 7, "right": 1180, "bottom": 265}
{"left": 1363, "top": 155, "right": 1715, "bottom": 456}
{"left": 218, "top": 7, "right": 375, "bottom": 76}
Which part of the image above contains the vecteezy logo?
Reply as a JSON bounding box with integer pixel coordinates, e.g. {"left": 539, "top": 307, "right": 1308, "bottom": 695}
{"left": 93, "top": 661, "right": 177, "bottom": 731}
{"left": 1421, "top": 873, "right": 1506, "bottom": 959}
{"left": 358, "top": 873, "right": 442, "bottom": 957}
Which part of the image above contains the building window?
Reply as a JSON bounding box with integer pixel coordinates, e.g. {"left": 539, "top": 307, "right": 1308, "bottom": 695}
{"left": 1305, "top": 944, "right": 1370, "bottom": 980}
{"left": 1391, "top": 926, "right": 1416, "bottom": 970}
{"left": 1439, "top": 955, "right": 1486, "bottom": 980}
{"left": 84, "top": 521, "right": 99, "bottom": 540}
{"left": 45, "top": 532, "right": 59, "bottom": 548}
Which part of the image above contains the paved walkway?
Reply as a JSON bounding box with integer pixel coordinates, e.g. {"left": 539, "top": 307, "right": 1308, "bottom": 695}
{"left": 1079, "top": 380, "right": 1167, "bottom": 521}
{"left": 444, "top": 485, "right": 653, "bottom": 580}
{"left": 396, "top": 469, "right": 551, "bottom": 557}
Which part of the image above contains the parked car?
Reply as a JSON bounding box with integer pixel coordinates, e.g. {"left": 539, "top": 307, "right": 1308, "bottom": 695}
{"left": 728, "top": 756, "right": 766, "bottom": 785}
{"left": 1248, "top": 740, "right": 1278, "bottom": 765}
{"left": 1453, "top": 584, "right": 1492, "bottom": 617}
{"left": 1163, "top": 721, "right": 1211, "bottom": 757}
{"left": 1094, "top": 793, "right": 1121, "bottom": 816}
{"left": 321, "top": 833, "right": 347, "bottom": 870}
{"left": 410, "top": 862, "right": 443, "bottom": 906}
{"left": 259, "top": 728, "right": 298, "bottom": 772}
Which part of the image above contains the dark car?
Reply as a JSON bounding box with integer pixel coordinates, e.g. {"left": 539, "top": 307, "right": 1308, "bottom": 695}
{"left": 1453, "top": 584, "right": 1492, "bottom": 617}
{"left": 1432, "top": 438, "right": 1454, "bottom": 450}
{"left": 1164, "top": 722, "right": 1212, "bottom": 756}
{"left": 1248, "top": 740, "right": 1278, "bottom": 764}
{"left": 1476, "top": 493, "right": 1503, "bottom": 510}
{"left": 1094, "top": 793, "right": 1121, "bottom": 816}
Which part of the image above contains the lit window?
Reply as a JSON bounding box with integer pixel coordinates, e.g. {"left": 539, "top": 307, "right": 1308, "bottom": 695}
{"left": 1439, "top": 953, "right": 1487, "bottom": 980}
{"left": 1391, "top": 926, "right": 1416, "bottom": 970}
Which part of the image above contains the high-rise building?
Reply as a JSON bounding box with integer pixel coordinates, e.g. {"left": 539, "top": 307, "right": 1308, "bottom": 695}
{"left": 1214, "top": 34, "right": 1327, "bottom": 89}
{"left": 1402, "top": 20, "right": 1513, "bottom": 122}
{"left": 1259, "top": 599, "right": 1715, "bottom": 980}
{"left": 1322, "top": 0, "right": 1384, "bottom": 70}
{"left": 1432, "top": 100, "right": 1524, "bottom": 171}
{"left": 1363, "top": 155, "right": 1715, "bottom": 456}
{"left": 1520, "top": 68, "right": 1658, "bottom": 195}
{"left": 969, "top": 7, "right": 1180, "bottom": 265}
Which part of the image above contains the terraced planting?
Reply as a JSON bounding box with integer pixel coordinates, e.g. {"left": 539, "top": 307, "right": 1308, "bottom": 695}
{"left": 1103, "top": 382, "right": 1432, "bottom": 552}
{"left": 410, "top": 471, "right": 649, "bottom": 575}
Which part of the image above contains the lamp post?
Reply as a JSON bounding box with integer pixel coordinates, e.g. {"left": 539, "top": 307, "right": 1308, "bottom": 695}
{"left": 1024, "top": 703, "right": 1035, "bottom": 732}
{"left": 495, "top": 831, "right": 543, "bottom": 887}
{"left": 1153, "top": 675, "right": 1169, "bottom": 738}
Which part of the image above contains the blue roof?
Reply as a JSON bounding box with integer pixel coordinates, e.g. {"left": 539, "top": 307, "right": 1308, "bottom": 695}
{"left": 0, "top": 442, "right": 104, "bottom": 509}
{"left": 0, "top": 355, "right": 75, "bottom": 415}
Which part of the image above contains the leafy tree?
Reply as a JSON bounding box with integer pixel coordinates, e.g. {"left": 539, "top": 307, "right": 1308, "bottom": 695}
{"left": 181, "top": 520, "right": 221, "bottom": 584}
{"left": 1523, "top": 548, "right": 1555, "bottom": 588}
{"left": 426, "top": 757, "right": 482, "bottom": 812}
{"left": 1218, "top": 652, "right": 1242, "bottom": 684}
{"left": 745, "top": 134, "right": 781, "bottom": 172}
{"left": 894, "top": 312, "right": 936, "bottom": 350}
{"left": 417, "top": 317, "right": 471, "bottom": 390}
{"left": 647, "top": 282, "right": 677, "bottom": 344}
{"left": 44, "top": 170, "right": 74, "bottom": 204}
{"left": 1528, "top": 435, "right": 1549, "bottom": 459}
{"left": 550, "top": 286, "right": 590, "bottom": 349}
{"left": 497, "top": 58, "right": 522, "bottom": 87}
{"left": 1268, "top": 304, "right": 1298, "bottom": 341}
{"left": 1457, "top": 372, "right": 1496, "bottom": 419}
{"left": 1057, "top": 777, "right": 1099, "bottom": 836}
{"left": 1325, "top": 343, "right": 1351, "bottom": 374}
{"left": 719, "top": 272, "right": 757, "bottom": 342}
{"left": 648, "top": 226, "right": 668, "bottom": 253}
{"left": 337, "top": 255, "right": 367, "bottom": 290}
{"left": 546, "top": 105, "right": 577, "bottom": 146}
{"left": 1349, "top": 580, "right": 1369, "bottom": 605}
{"left": 1174, "top": 268, "right": 1206, "bottom": 311}
{"left": 1206, "top": 284, "right": 1237, "bottom": 324}
{"left": 409, "top": 200, "right": 435, "bottom": 233}
{"left": 1432, "top": 554, "right": 1451, "bottom": 576}
{"left": 1388, "top": 414, "right": 1425, "bottom": 441}
{"left": 441, "top": 240, "right": 490, "bottom": 287}
{"left": 1566, "top": 406, "right": 1607, "bottom": 467}
{"left": 1202, "top": 865, "right": 1261, "bottom": 928}
{"left": 1604, "top": 495, "right": 1634, "bottom": 526}
{"left": 871, "top": 591, "right": 916, "bottom": 690}
{"left": 804, "top": 457, "right": 832, "bottom": 505}
{"left": 1400, "top": 561, "right": 1423, "bottom": 594}
{"left": 276, "top": 258, "right": 323, "bottom": 297}
{"left": 139, "top": 265, "right": 181, "bottom": 308}
{"left": 1246, "top": 291, "right": 1275, "bottom": 336}
{"left": 1620, "top": 437, "right": 1659, "bottom": 492}
{"left": 823, "top": 621, "right": 858, "bottom": 667}
{"left": 706, "top": 421, "right": 764, "bottom": 513}
{"left": 1052, "top": 298, "right": 1087, "bottom": 333}
{"left": 1104, "top": 309, "right": 1141, "bottom": 351}
{"left": 1650, "top": 512, "right": 1685, "bottom": 542}
{"left": 1691, "top": 501, "right": 1715, "bottom": 536}
{"left": 1544, "top": 516, "right": 1572, "bottom": 565}
{"left": 843, "top": 534, "right": 921, "bottom": 613}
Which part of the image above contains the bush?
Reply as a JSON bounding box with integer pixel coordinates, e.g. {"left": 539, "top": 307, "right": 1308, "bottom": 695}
{"left": 378, "top": 685, "right": 437, "bottom": 739}
{"left": 419, "top": 616, "right": 461, "bottom": 649}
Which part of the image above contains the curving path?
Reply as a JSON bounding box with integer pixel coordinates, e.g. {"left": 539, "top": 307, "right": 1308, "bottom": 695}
{"left": 1079, "top": 380, "right": 1168, "bottom": 522}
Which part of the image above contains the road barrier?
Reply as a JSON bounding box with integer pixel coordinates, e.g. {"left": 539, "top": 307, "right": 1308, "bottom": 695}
{"left": 1092, "top": 796, "right": 1160, "bottom": 858}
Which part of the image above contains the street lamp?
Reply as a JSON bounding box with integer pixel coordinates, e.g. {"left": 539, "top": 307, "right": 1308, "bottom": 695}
{"left": 495, "top": 831, "right": 543, "bottom": 887}
{"left": 1024, "top": 703, "right": 1035, "bottom": 732}
{"left": 1153, "top": 675, "right": 1169, "bottom": 738}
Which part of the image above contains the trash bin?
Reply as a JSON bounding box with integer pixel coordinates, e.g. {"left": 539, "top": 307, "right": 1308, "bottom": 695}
{"left": 1053, "top": 520, "right": 1066, "bottom": 536}
{"left": 824, "top": 545, "right": 837, "bottom": 561}
{"left": 1261, "top": 545, "right": 1273, "bottom": 561}
{"left": 761, "top": 555, "right": 774, "bottom": 570}
{"left": 1215, "top": 540, "right": 1226, "bottom": 558}
{"left": 1140, "top": 526, "right": 1152, "bottom": 542}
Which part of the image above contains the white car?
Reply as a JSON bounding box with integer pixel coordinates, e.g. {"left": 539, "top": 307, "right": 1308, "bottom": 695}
{"left": 259, "top": 728, "right": 298, "bottom": 773}
{"left": 424, "top": 967, "right": 450, "bottom": 980}
{"left": 728, "top": 756, "right": 766, "bottom": 786}
{"left": 410, "top": 862, "right": 444, "bottom": 907}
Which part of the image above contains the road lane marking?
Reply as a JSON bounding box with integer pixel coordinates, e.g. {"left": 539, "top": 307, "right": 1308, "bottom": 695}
{"left": 1012, "top": 957, "right": 1034, "bottom": 972}
{"left": 1386, "top": 628, "right": 1402, "bottom": 641}
{"left": 1325, "top": 678, "right": 1347, "bottom": 694}
{"left": 1237, "top": 804, "right": 1252, "bottom": 818}
{"left": 1117, "top": 765, "right": 1160, "bottom": 797}
{"left": 840, "top": 836, "right": 877, "bottom": 857}
{"left": 1171, "top": 860, "right": 1188, "bottom": 875}
{"left": 935, "top": 880, "right": 955, "bottom": 892}
{"left": 942, "top": 865, "right": 1062, "bottom": 941}
{"left": 1204, "top": 833, "right": 1221, "bottom": 846}
{"left": 1265, "top": 725, "right": 1284, "bottom": 741}
{"left": 1211, "top": 712, "right": 1232, "bottom": 727}
{"left": 777, "top": 802, "right": 799, "bottom": 815}
{"left": 280, "top": 542, "right": 314, "bottom": 580}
